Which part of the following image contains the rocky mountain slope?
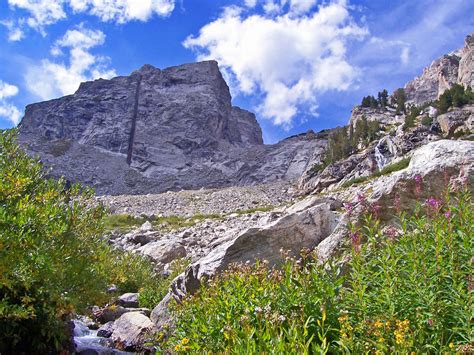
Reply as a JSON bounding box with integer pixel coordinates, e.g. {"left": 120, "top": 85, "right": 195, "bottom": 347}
{"left": 299, "top": 33, "right": 474, "bottom": 193}
{"left": 18, "top": 60, "right": 326, "bottom": 195}
{"left": 61, "top": 36, "right": 474, "bottom": 349}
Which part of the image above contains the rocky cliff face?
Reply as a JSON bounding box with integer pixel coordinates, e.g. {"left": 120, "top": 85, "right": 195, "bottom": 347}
{"left": 405, "top": 34, "right": 473, "bottom": 106}
{"left": 19, "top": 61, "right": 325, "bottom": 195}
{"left": 299, "top": 34, "right": 473, "bottom": 194}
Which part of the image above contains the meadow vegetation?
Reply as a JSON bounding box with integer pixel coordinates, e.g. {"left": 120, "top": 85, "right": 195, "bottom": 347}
{"left": 163, "top": 184, "right": 472, "bottom": 353}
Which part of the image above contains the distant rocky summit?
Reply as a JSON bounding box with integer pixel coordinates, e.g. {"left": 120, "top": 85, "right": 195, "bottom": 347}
{"left": 18, "top": 60, "right": 325, "bottom": 195}
{"left": 404, "top": 34, "right": 474, "bottom": 105}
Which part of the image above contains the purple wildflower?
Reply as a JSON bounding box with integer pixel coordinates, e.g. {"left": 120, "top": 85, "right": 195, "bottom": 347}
{"left": 384, "top": 225, "right": 398, "bottom": 241}
{"left": 444, "top": 211, "right": 451, "bottom": 219}
{"left": 349, "top": 231, "right": 361, "bottom": 252}
{"left": 426, "top": 197, "right": 442, "bottom": 208}
{"left": 343, "top": 202, "right": 354, "bottom": 215}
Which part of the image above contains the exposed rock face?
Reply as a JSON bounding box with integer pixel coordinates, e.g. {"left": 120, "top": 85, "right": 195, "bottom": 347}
{"left": 18, "top": 60, "right": 325, "bottom": 195}
{"left": 404, "top": 53, "right": 460, "bottom": 105}
{"left": 349, "top": 106, "right": 403, "bottom": 127}
{"left": 459, "top": 34, "right": 474, "bottom": 88}
{"left": 437, "top": 105, "right": 474, "bottom": 136}
{"left": 405, "top": 33, "right": 473, "bottom": 106}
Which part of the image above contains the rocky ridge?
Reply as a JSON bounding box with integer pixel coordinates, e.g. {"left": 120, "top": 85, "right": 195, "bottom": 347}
{"left": 405, "top": 34, "right": 474, "bottom": 106}
{"left": 18, "top": 61, "right": 326, "bottom": 195}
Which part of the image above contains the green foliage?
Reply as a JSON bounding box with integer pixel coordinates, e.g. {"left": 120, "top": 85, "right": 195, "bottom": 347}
{"left": 341, "top": 157, "right": 411, "bottom": 188}
{"left": 323, "top": 126, "right": 352, "bottom": 165}
{"left": 162, "top": 188, "right": 472, "bottom": 353}
{"left": 378, "top": 89, "right": 389, "bottom": 107}
{"left": 421, "top": 115, "right": 433, "bottom": 127}
{"left": 104, "top": 213, "right": 223, "bottom": 233}
{"left": 341, "top": 175, "right": 369, "bottom": 188}
{"left": 138, "top": 258, "right": 190, "bottom": 310}
{"left": 393, "top": 88, "right": 407, "bottom": 114}
{"left": 361, "top": 95, "right": 378, "bottom": 108}
{"left": 0, "top": 131, "right": 164, "bottom": 352}
{"left": 323, "top": 118, "right": 382, "bottom": 167}
{"left": 166, "top": 256, "right": 343, "bottom": 353}
{"left": 404, "top": 105, "right": 421, "bottom": 130}
{"left": 0, "top": 130, "right": 107, "bottom": 351}
{"left": 437, "top": 84, "right": 474, "bottom": 114}
{"left": 360, "top": 90, "right": 388, "bottom": 109}
{"left": 340, "top": 189, "right": 472, "bottom": 352}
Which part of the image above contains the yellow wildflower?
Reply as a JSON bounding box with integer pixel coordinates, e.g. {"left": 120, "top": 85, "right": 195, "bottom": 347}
{"left": 175, "top": 344, "right": 182, "bottom": 351}
{"left": 374, "top": 320, "right": 384, "bottom": 328}
{"left": 181, "top": 338, "right": 190, "bottom": 345}
{"left": 449, "top": 343, "right": 454, "bottom": 349}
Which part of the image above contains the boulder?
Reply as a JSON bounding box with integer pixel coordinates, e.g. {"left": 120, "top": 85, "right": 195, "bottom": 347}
{"left": 97, "top": 321, "right": 114, "bottom": 338}
{"left": 138, "top": 240, "right": 187, "bottom": 265}
{"left": 93, "top": 305, "right": 150, "bottom": 323}
{"left": 151, "top": 200, "right": 342, "bottom": 313}
{"left": 436, "top": 105, "right": 474, "bottom": 136}
{"left": 315, "top": 139, "right": 474, "bottom": 260}
{"left": 117, "top": 293, "right": 139, "bottom": 308}
{"left": 110, "top": 312, "right": 156, "bottom": 351}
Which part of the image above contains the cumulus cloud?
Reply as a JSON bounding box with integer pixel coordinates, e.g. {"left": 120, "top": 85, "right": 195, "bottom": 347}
{"left": 0, "top": 19, "right": 25, "bottom": 41}
{"left": 184, "top": 0, "right": 368, "bottom": 128}
{"left": 68, "top": 0, "right": 175, "bottom": 23}
{"left": 25, "top": 25, "right": 116, "bottom": 100}
{"left": 5, "top": 0, "right": 175, "bottom": 37}
{"left": 0, "top": 80, "right": 22, "bottom": 125}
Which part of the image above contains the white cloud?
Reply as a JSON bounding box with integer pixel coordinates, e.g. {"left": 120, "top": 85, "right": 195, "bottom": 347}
{"left": 243, "top": 0, "right": 258, "bottom": 8}
{"left": 25, "top": 25, "right": 116, "bottom": 100}
{"left": 5, "top": 0, "right": 175, "bottom": 37}
{"left": 0, "top": 19, "right": 25, "bottom": 41}
{"left": 69, "top": 0, "right": 175, "bottom": 23}
{"left": 0, "top": 80, "right": 22, "bottom": 125}
{"left": 184, "top": 0, "right": 367, "bottom": 128}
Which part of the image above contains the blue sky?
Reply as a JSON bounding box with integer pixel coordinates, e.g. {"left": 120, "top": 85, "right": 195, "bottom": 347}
{"left": 0, "top": 0, "right": 473, "bottom": 143}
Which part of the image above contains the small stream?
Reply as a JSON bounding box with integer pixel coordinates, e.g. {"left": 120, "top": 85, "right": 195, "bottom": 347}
{"left": 73, "top": 320, "right": 133, "bottom": 354}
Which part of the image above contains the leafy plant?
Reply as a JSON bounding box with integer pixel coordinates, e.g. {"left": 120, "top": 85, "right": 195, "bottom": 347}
{"left": 0, "top": 130, "right": 164, "bottom": 352}
{"left": 161, "top": 184, "right": 472, "bottom": 353}
{"left": 138, "top": 258, "right": 191, "bottom": 309}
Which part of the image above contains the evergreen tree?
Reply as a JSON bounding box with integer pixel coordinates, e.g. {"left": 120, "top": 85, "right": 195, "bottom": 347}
{"left": 377, "top": 89, "right": 388, "bottom": 107}
{"left": 393, "top": 88, "right": 407, "bottom": 114}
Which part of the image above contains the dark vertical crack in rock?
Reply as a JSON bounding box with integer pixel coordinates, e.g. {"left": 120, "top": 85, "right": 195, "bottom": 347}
{"left": 127, "top": 74, "right": 142, "bottom": 165}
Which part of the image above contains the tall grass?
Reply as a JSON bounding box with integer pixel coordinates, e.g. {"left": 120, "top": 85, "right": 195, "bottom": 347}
{"left": 163, "top": 185, "right": 472, "bottom": 353}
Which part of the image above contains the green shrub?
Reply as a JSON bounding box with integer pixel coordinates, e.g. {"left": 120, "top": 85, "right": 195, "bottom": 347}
{"left": 162, "top": 187, "right": 472, "bottom": 353}
{"left": 340, "top": 188, "right": 472, "bottom": 352}
{"left": 421, "top": 115, "right": 433, "bottom": 127}
{"left": 374, "top": 157, "right": 410, "bottom": 177}
{"left": 138, "top": 258, "right": 191, "bottom": 309}
{"left": 0, "top": 130, "right": 163, "bottom": 352}
{"left": 166, "top": 256, "right": 343, "bottom": 353}
{"left": 342, "top": 158, "right": 410, "bottom": 188}
{"left": 0, "top": 130, "right": 109, "bottom": 351}
{"left": 341, "top": 176, "right": 369, "bottom": 188}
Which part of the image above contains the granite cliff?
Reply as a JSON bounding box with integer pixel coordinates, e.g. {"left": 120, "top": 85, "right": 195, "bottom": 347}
{"left": 18, "top": 60, "right": 325, "bottom": 195}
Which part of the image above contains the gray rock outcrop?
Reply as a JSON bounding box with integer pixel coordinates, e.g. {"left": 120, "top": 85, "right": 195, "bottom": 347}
{"left": 405, "top": 33, "right": 473, "bottom": 106}
{"left": 18, "top": 60, "right": 325, "bottom": 195}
